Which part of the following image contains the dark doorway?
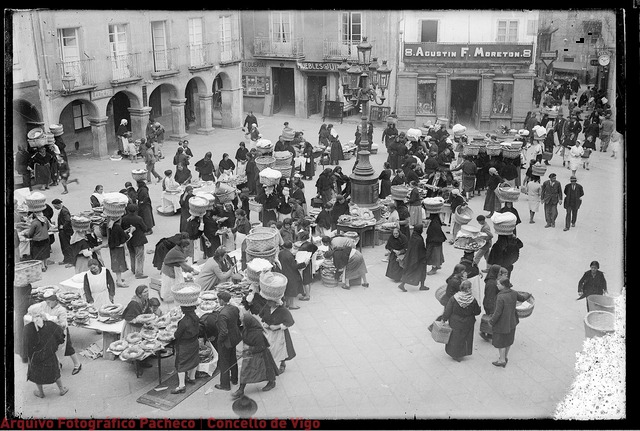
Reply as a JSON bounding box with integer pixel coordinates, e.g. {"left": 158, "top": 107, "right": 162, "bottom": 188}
{"left": 184, "top": 80, "right": 198, "bottom": 131}
{"left": 212, "top": 75, "right": 223, "bottom": 126}
{"left": 450, "top": 80, "right": 479, "bottom": 127}
{"left": 112, "top": 92, "right": 131, "bottom": 131}
{"left": 272, "top": 67, "right": 295, "bottom": 115}
{"left": 307, "top": 75, "right": 326, "bottom": 116}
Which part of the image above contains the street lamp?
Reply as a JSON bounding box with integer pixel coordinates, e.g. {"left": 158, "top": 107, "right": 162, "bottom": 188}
{"left": 347, "top": 37, "right": 392, "bottom": 109}
{"left": 61, "top": 73, "right": 76, "bottom": 94}
{"left": 337, "top": 58, "right": 351, "bottom": 97}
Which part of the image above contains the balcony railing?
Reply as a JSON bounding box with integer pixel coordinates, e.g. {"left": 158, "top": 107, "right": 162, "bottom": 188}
{"left": 110, "top": 52, "right": 142, "bottom": 81}
{"left": 151, "top": 47, "right": 179, "bottom": 73}
{"left": 188, "top": 43, "right": 214, "bottom": 68}
{"left": 323, "top": 40, "right": 360, "bottom": 61}
{"left": 55, "top": 58, "right": 96, "bottom": 89}
{"left": 253, "top": 37, "right": 304, "bottom": 59}
{"left": 218, "top": 39, "right": 242, "bottom": 64}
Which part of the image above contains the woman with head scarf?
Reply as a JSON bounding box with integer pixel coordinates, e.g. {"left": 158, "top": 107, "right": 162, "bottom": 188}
{"left": 330, "top": 194, "right": 350, "bottom": 231}
{"left": 24, "top": 304, "right": 68, "bottom": 398}
{"left": 398, "top": 223, "right": 428, "bottom": 292}
{"left": 489, "top": 278, "right": 531, "bottom": 367}
{"left": 22, "top": 209, "right": 52, "bottom": 271}
{"left": 385, "top": 227, "right": 408, "bottom": 283}
{"left": 231, "top": 304, "right": 279, "bottom": 399}
{"left": 160, "top": 239, "right": 199, "bottom": 302}
{"left": 577, "top": 261, "right": 608, "bottom": 311}
{"left": 196, "top": 247, "right": 235, "bottom": 291}
{"left": 497, "top": 201, "right": 521, "bottom": 236}
{"left": 483, "top": 167, "right": 503, "bottom": 217}
{"left": 329, "top": 131, "right": 344, "bottom": 166}
{"left": 256, "top": 185, "right": 280, "bottom": 228}
{"left": 479, "top": 265, "right": 508, "bottom": 341}
{"left": 407, "top": 181, "right": 423, "bottom": 227}
{"left": 378, "top": 162, "right": 393, "bottom": 199}
{"left": 315, "top": 203, "right": 333, "bottom": 237}
{"left": 194, "top": 152, "right": 216, "bottom": 182}
{"left": 296, "top": 231, "right": 318, "bottom": 301}
{"left": 83, "top": 258, "right": 115, "bottom": 310}
{"left": 316, "top": 168, "right": 335, "bottom": 205}
{"left": 117, "top": 119, "right": 129, "bottom": 155}
{"left": 257, "top": 294, "right": 297, "bottom": 375}
{"left": 424, "top": 212, "right": 446, "bottom": 275}
{"left": 333, "top": 166, "right": 351, "bottom": 197}
{"left": 136, "top": 179, "right": 155, "bottom": 234}
{"left": 250, "top": 123, "right": 261, "bottom": 145}
{"left": 174, "top": 162, "right": 193, "bottom": 186}
{"left": 302, "top": 140, "right": 315, "bottom": 180}
{"left": 218, "top": 153, "right": 236, "bottom": 176}
{"left": 441, "top": 279, "right": 481, "bottom": 362}
{"left": 278, "top": 241, "right": 307, "bottom": 310}
{"left": 122, "top": 284, "right": 152, "bottom": 338}
{"left": 179, "top": 185, "right": 195, "bottom": 232}
{"left": 69, "top": 226, "right": 101, "bottom": 274}
{"left": 170, "top": 304, "right": 201, "bottom": 394}
{"left": 439, "top": 264, "right": 467, "bottom": 309}
{"left": 487, "top": 233, "right": 524, "bottom": 278}
{"left": 325, "top": 245, "right": 369, "bottom": 290}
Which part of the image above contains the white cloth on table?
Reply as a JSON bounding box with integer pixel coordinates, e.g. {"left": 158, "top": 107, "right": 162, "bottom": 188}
{"left": 162, "top": 192, "right": 181, "bottom": 212}
{"left": 161, "top": 267, "right": 184, "bottom": 303}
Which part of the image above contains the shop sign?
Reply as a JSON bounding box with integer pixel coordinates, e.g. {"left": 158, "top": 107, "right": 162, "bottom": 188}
{"left": 540, "top": 51, "right": 558, "bottom": 60}
{"left": 404, "top": 43, "right": 534, "bottom": 63}
{"left": 90, "top": 88, "right": 114, "bottom": 101}
{"left": 242, "top": 61, "right": 267, "bottom": 74}
{"left": 296, "top": 62, "right": 339, "bottom": 72}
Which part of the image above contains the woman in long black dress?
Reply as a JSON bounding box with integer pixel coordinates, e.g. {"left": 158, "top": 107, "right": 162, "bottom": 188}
{"left": 256, "top": 185, "right": 280, "bottom": 227}
{"left": 200, "top": 209, "right": 220, "bottom": 259}
{"left": 259, "top": 299, "right": 296, "bottom": 374}
{"left": 398, "top": 223, "right": 428, "bottom": 292}
{"left": 378, "top": 162, "right": 393, "bottom": 199}
{"left": 278, "top": 241, "right": 307, "bottom": 310}
{"left": 179, "top": 186, "right": 195, "bottom": 232}
{"left": 218, "top": 153, "right": 236, "bottom": 176}
{"left": 442, "top": 279, "right": 481, "bottom": 362}
{"left": 487, "top": 233, "right": 524, "bottom": 277}
{"left": 107, "top": 215, "right": 129, "bottom": 287}
{"left": 329, "top": 134, "right": 344, "bottom": 165}
{"left": 303, "top": 141, "right": 315, "bottom": 180}
{"left": 425, "top": 212, "right": 447, "bottom": 274}
{"left": 194, "top": 151, "right": 216, "bottom": 181}
{"left": 479, "top": 264, "right": 503, "bottom": 341}
{"left": 296, "top": 231, "right": 318, "bottom": 301}
{"left": 245, "top": 153, "right": 258, "bottom": 195}
{"left": 30, "top": 146, "right": 53, "bottom": 190}
{"left": 22, "top": 211, "right": 52, "bottom": 271}
{"left": 385, "top": 227, "right": 408, "bottom": 282}
{"left": 171, "top": 304, "right": 201, "bottom": 394}
{"left": 483, "top": 167, "right": 503, "bottom": 217}
{"left": 395, "top": 200, "right": 411, "bottom": 239}
{"left": 136, "top": 180, "right": 155, "bottom": 234}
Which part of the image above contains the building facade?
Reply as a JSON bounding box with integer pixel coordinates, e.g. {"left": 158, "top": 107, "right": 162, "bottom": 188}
{"left": 396, "top": 10, "right": 539, "bottom": 131}
{"left": 11, "top": 10, "right": 244, "bottom": 157}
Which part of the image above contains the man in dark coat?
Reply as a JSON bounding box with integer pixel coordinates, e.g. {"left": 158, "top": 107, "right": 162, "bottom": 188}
{"left": 243, "top": 111, "right": 258, "bottom": 130}
{"left": 120, "top": 204, "right": 149, "bottom": 279}
{"left": 562, "top": 176, "right": 584, "bottom": 231}
{"left": 215, "top": 291, "right": 242, "bottom": 391}
{"left": 540, "top": 173, "right": 563, "bottom": 228}
{"left": 52, "top": 199, "right": 74, "bottom": 265}
{"left": 153, "top": 232, "right": 188, "bottom": 271}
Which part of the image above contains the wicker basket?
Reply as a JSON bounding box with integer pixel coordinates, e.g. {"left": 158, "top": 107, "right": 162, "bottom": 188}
{"left": 188, "top": 196, "right": 209, "bottom": 217}
{"left": 259, "top": 168, "right": 282, "bottom": 186}
{"left": 171, "top": 281, "right": 202, "bottom": 306}
{"left": 502, "top": 148, "right": 521, "bottom": 159}
{"left": 71, "top": 215, "right": 91, "bottom": 232}
{"left": 246, "top": 258, "right": 273, "bottom": 283}
{"left": 486, "top": 145, "right": 502, "bottom": 156}
{"left": 273, "top": 165, "right": 292, "bottom": 178}
{"left": 496, "top": 184, "right": 520, "bottom": 203}
{"left": 50, "top": 124, "right": 64, "bottom": 136}
{"left": 453, "top": 205, "right": 473, "bottom": 225}
{"left": 273, "top": 151, "right": 292, "bottom": 162}
{"left": 435, "top": 284, "right": 447, "bottom": 306}
{"left": 194, "top": 192, "right": 215, "bottom": 210}
{"left": 430, "top": 320, "right": 452, "bottom": 344}
{"left": 25, "top": 192, "right": 47, "bottom": 212}
{"left": 14, "top": 260, "right": 44, "bottom": 286}
{"left": 493, "top": 221, "right": 516, "bottom": 235}
{"left": 258, "top": 272, "right": 288, "bottom": 302}
{"left": 255, "top": 146, "right": 274, "bottom": 156}
{"left": 542, "top": 151, "right": 553, "bottom": 161}
{"left": 131, "top": 169, "right": 148, "bottom": 182}
{"left": 531, "top": 165, "right": 547, "bottom": 177}
{"left": 247, "top": 247, "right": 278, "bottom": 264}
{"left": 45, "top": 132, "right": 55, "bottom": 145}
{"left": 215, "top": 189, "right": 236, "bottom": 204}
{"left": 248, "top": 198, "right": 263, "bottom": 213}
{"left": 480, "top": 314, "right": 493, "bottom": 335}
{"left": 249, "top": 226, "right": 276, "bottom": 235}
{"left": 462, "top": 145, "right": 480, "bottom": 156}
{"left": 515, "top": 291, "right": 535, "bottom": 318}
{"left": 584, "top": 310, "right": 615, "bottom": 338}
{"left": 423, "top": 198, "right": 444, "bottom": 213}
{"left": 390, "top": 185, "right": 411, "bottom": 201}
{"left": 103, "top": 193, "right": 130, "bottom": 218}
{"left": 587, "top": 294, "right": 615, "bottom": 314}
{"left": 246, "top": 230, "right": 279, "bottom": 252}
{"left": 255, "top": 156, "right": 276, "bottom": 172}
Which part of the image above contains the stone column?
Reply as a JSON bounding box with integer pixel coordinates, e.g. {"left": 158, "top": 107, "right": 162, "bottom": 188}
{"left": 169, "top": 98, "right": 188, "bottom": 140}
{"left": 435, "top": 72, "right": 451, "bottom": 123}
{"left": 396, "top": 71, "right": 418, "bottom": 130}
{"left": 128, "top": 106, "right": 152, "bottom": 141}
{"left": 513, "top": 71, "right": 536, "bottom": 127}
{"left": 479, "top": 73, "right": 495, "bottom": 130}
{"left": 196, "top": 93, "right": 215, "bottom": 135}
{"left": 88, "top": 116, "right": 110, "bottom": 160}
{"left": 220, "top": 87, "right": 243, "bottom": 129}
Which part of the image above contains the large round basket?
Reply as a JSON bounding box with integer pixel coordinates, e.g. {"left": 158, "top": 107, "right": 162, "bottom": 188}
{"left": 390, "top": 185, "right": 411, "bottom": 202}
{"left": 486, "top": 145, "right": 502, "bottom": 156}
{"left": 131, "top": 169, "right": 148, "bottom": 182}
{"left": 255, "top": 156, "right": 276, "bottom": 172}
{"left": 255, "top": 146, "right": 274, "bottom": 156}
{"left": 171, "top": 281, "right": 202, "bottom": 306}
{"left": 246, "top": 230, "right": 279, "bottom": 253}
{"left": 188, "top": 196, "right": 209, "bottom": 217}
{"left": 502, "top": 148, "right": 521, "bottom": 159}
{"left": 45, "top": 132, "right": 55, "bottom": 145}
{"left": 50, "top": 124, "right": 64, "bottom": 136}
{"left": 215, "top": 189, "right": 236, "bottom": 204}
{"left": 493, "top": 221, "right": 516, "bottom": 235}
{"left": 14, "top": 260, "right": 44, "bottom": 286}
{"left": 273, "top": 165, "right": 292, "bottom": 178}
{"left": 25, "top": 192, "right": 47, "bottom": 212}
{"left": 247, "top": 247, "right": 278, "bottom": 264}
{"left": 248, "top": 198, "right": 263, "bottom": 213}
{"left": 423, "top": 197, "right": 444, "bottom": 213}
{"left": 103, "top": 192, "right": 130, "bottom": 218}
{"left": 259, "top": 272, "right": 288, "bottom": 302}
{"left": 584, "top": 310, "right": 615, "bottom": 338}
{"left": 249, "top": 226, "right": 276, "bottom": 235}
{"left": 435, "top": 284, "right": 447, "bottom": 306}
{"left": 246, "top": 258, "right": 273, "bottom": 283}
{"left": 273, "top": 151, "right": 293, "bottom": 164}
{"left": 475, "top": 141, "right": 488, "bottom": 153}
{"left": 194, "top": 192, "right": 215, "bottom": 210}
{"left": 259, "top": 168, "right": 282, "bottom": 186}
{"left": 479, "top": 314, "right": 493, "bottom": 335}
{"left": 587, "top": 294, "right": 615, "bottom": 314}
{"left": 71, "top": 215, "right": 92, "bottom": 232}
{"left": 496, "top": 184, "right": 520, "bottom": 202}
{"left": 531, "top": 165, "right": 548, "bottom": 177}
{"left": 462, "top": 144, "right": 480, "bottom": 156}
{"left": 515, "top": 291, "right": 535, "bottom": 318}
{"left": 453, "top": 205, "right": 474, "bottom": 225}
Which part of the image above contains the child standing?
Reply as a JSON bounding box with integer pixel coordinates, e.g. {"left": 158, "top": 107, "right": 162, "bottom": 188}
{"left": 57, "top": 155, "right": 78, "bottom": 194}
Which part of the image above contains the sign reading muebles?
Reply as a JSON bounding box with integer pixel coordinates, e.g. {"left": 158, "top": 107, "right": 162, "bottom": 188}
{"left": 404, "top": 43, "right": 534, "bottom": 63}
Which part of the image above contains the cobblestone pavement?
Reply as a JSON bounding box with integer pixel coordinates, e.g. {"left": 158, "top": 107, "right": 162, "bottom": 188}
{"left": 11, "top": 103, "right": 625, "bottom": 421}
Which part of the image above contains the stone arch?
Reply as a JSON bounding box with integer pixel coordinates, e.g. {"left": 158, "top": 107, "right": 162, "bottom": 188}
{"left": 12, "top": 99, "right": 43, "bottom": 152}
{"left": 185, "top": 76, "right": 207, "bottom": 131}
{"left": 54, "top": 98, "right": 100, "bottom": 154}
{"left": 105, "top": 90, "right": 143, "bottom": 151}
{"left": 213, "top": 71, "right": 237, "bottom": 128}
{"left": 148, "top": 83, "right": 180, "bottom": 135}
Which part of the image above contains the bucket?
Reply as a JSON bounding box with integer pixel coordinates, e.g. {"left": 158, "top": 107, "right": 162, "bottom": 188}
{"left": 583, "top": 311, "right": 615, "bottom": 338}
{"left": 587, "top": 294, "right": 615, "bottom": 314}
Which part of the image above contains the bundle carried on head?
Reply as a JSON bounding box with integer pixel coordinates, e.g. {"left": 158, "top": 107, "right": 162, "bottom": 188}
{"left": 103, "top": 192, "right": 130, "bottom": 218}
{"left": 491, "top": 212, "right": 517, "bottom": 235}
{"left": 259, "top": 167, "right": 282, "bottom": 186}
{"left": 189, "top": 196, "right": 209, "bottom": 217}
{"left": 171, "top": 281, "right": 202, "bottom": 306}
{"left": 258, "top": 271, "right": 288, "bottom": 302}
{"left": 25, "top": 192, "right": 47, "bottom": 212}
{"left": 422, "top": 196, "right": 444, "bottom": 213}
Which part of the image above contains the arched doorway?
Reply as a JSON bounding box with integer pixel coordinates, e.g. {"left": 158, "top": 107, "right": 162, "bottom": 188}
{"left": 57, "top": 99, "right": 99, "bottom": 154}
{"left": 212, "top": 75, "right": 223, "bottom": 127}
{"left": 185, "top": 77, "right": 206, "bottom": 132}
{"left": 12, "top": 99, "right": 42, "bottom": 152}
{"left": 107, "top": 92, "right": 132, "bottom": 153}
{"left": 148, "top": 83, "right": 179, "bottom": 135}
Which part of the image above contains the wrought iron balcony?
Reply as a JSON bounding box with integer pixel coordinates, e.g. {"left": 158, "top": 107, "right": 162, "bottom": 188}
{"left": 150, "top": 47, "right": 180, "bottom": 76}
{"left": 253, "top": 36, "right": 304, "bottom": 59}
{"left": 218, "top": 39, "right": 242, "bottom": 64}
{"left": 187, "top": 43, "right": 214, "bottom": 70}
{"left": 323, "top": 40, "right": 360, "bottom": 61}
{"left": 55, "top": 58, "right": 97, "bottom": 93}
{"left": 109, "top": 52, "right": 142, "bottom": 84}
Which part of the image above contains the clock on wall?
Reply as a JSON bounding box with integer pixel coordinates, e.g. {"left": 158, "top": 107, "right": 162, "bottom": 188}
{"left": 598, "top": 53, "right": 611, "bottom": 67}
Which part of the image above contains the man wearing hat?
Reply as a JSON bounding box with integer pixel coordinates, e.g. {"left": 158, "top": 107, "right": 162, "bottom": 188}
{"left": 540, "top": 173, "right": 563, "bottom": 228}
{"left": 599, "top": 114, "right": 615, "bottom": 152}
{"left": 52, "top": 199, "right": 74, "bottom": 267}
{"left": 215, "top": 291, "right": 242, "bottom": 391}
{"left": 563, "top": 176, "right": 584, "bottom": 231}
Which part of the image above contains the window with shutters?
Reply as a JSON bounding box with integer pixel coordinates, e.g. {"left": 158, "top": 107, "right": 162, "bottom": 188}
{"left": 188, "top": 18, "right": 204, "bottom": 67}
{"left": 219, "top": 14, "right": 238, "bottom": 63}
{"left": 72, "top": 101, "right": 90, "bottom": 130}
{"left": 58, "top": 28, "right": 82, "bottom": 84}
{"left": 420, "top": 20, "right": 438, "bottom": 43}
{"left": 151, "top": 21, "right": 169, "bottom": 71}
{"left": 526, "top": 19, "right": 537, "bottom": 36}
{"left": 340, "top": 12, "right": 362, "bottom": 57}
{"left": 271, "top": 11, "right": 292, "bottom": 43}
{"left": 109, "top": 24, "right": 130, "bottom": 80}
{"left": 496, "top": 20, "right": 518, "bottom": 43}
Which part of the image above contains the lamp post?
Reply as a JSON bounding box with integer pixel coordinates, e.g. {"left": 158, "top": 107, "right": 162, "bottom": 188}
{"left": 61, "top": 73, "right": 76, "bottom": 94}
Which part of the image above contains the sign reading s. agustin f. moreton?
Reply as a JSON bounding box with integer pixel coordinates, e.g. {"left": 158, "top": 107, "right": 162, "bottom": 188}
{"left": 404, "top": 43, "right": 534, "bottom": 63}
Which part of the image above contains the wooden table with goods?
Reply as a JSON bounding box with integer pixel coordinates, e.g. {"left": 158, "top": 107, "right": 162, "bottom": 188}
{"left": 336, "top": 223, "right": 376, "bottom": 252}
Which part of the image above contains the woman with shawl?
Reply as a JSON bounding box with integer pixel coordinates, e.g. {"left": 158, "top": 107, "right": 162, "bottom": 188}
{"left": 83, "top": 258, "right": 115, "bottom": 310}
{"left": 256, "top": 185, "right": 280, "bottom": 227}
{"left": 69, "top": 228, "right": 100, "bottom": 274}
{"left": 170, "top": 305, "right": 201, "bottom": 394}
{"left": 196, "top": 247, "right": 235, "bottom": 291}
{"left": 315, "top": 203, "right": 333, "bottom": 237}
{"left": 487, "top": 234, "right": 524, "bottom": 277}
{"left": 318, "top": 123, "right": 330, "bottom": 148}
{"left": 329, "top": 133, "right": 344, "bottom": 165}
{"left": 441, "top": 280, "right": 482, "bottom": 362}
{"left": 249, "top": 123, "right": 261, "bottom": 145}
{"left": 90, "top": 185, "right": 104, "bottom": 208}
{"left": 302, "top": 141, "right": 315, "bottom": 180}
{"left": 29, "top": 146, "right": 53, "bottom": 190}
{"left": 378, "top": 162, "right": 393, "bottom": 199}
{"left": 121, "top": 284, "right": 152, "bottom": 338}
{"left": 296, "top": 231, "right": 318, "bottom": 301}
{"left": 117, "top": 119, "right": 129, "bottom": 154}
{"left": 407, "top": 181, "right": 423, "bottom": 227}
{"left": 330, "top": 195, "right": 350, "bottom": 231}
{"left": 245, "top": 153, "right": 259, "bottom": 195}
{"left": 24, "top": 304, "right": 68, "bottom": 398}
{"left": 136, "top": 180, "right": 155, "bottom": 234}
{"left": 160, "top": 239, "right": 199, "bottom": 302}
{"left": 398, "top": 223, "right": 428, "bottom": 292}
{"left": 194, "top": 151, "right": 216, "bottom": 182}
{"left": 218, "top": 153, "right": 236, "bottom": 176}
{"left": 315, "top": 168, "right": 335, "bottom": 204}
{"left": 385, "top": 227, "right": 408, "bottom": 283}
{"left": 425, "top": 212, "right": 446, "bottom": 275}
{"left": 483, "top": 167, "right": 503, "bottom": 217}
{"left": 179, "top": 186, "right": 195, "bottom": 232}
{"left": 231, "top": 208, "right": 251, "bottom": 251}
{"left": 259, "top": 297, "right": 297, "bottom": 375}
{"left": 231, "top": 306, "right": 279, "bottom": 399}
{"left": 22, "top": 210, "right": 52, "bottom": 271}
{"left": 489, "top": 278, "right": 531, "bottom": 367}
{"left": 479, "top": 265, "right": 506, "bottom": 341}
{"left": 278, "top": 241, "right": 307, "bottom": 310}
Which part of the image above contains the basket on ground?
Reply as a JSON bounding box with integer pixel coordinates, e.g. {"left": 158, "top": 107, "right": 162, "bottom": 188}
{"left": 453, "top": 205, "right": 473, "bottom": 225}
{"left": 131, "top": 169, "right": 148, "bottom": 182}
{"left": 171, "top": 281, "right": 202, "bottom": 306}
{"left": 462, "top": 144, "right": 480, "bottom": 156}
{"left": 255, "top": 156, "right": 276, "bottom": 172}
{"left": 480, "top": 314, "right": 493, "bottom": 335}
{"left": 188, "top": 196, "right": 209, "bottom": 217}
{"left": 246, "top": 229, "right": 279, "bottom": 252}
{"left": 429, "top": 320, "right": 452, "bottom": 344}
{"left": 14, "top": 260, "right": 44, "bottom": 286}
{"left": 248, "top": 198, "right": 263, "bottom": 213}
{"left": 515, "top": 291, "right": 535, "bottom": 318}
{"left": 486, "top": 145, "right": 502, "bottom": 156}
{"left": 584, "top": 310, "right": 615, "bottom": 338}
{"left": 25, "top": 192, "right": 47, "bottom": 212}
{"left": 259, "top": 272, "right": 288, "bottom": 302}
{"left": 587, "top": 294, "right": 615, "bottom": 314}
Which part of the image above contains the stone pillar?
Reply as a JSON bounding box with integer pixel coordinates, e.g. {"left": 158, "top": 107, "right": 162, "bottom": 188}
{"left": 88, "top": 116, "right": 110, "bottom": 160}
{"left": 396, "top": 71, "right": 418, "bottom": 130}
{"left": 128, "top": 106, "right": 152, "bottom": 141}
{"left": 513, "top": 72, "right": 536, "bottom": 127}
{"left": 196, "top": 93, "right": 215, "bottom": 135}
{"left": 169, "top": 98, "right": 188, "bottom": 140}
{"left": 479, "top": 73, "right": 495, "bottom": 130}
{"left": 220, "top": 87, "right": 243, "bottom": 129}
{"left": 435, "top": 72, "right": 451, "bottom": 122}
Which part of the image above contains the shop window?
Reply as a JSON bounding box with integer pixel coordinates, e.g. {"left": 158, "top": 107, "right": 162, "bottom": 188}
{"left": 492, "top": 82, "right": 513, "bottom": 116}
{"left": 242, "top": 75, "right": 271, "bottom": 96}
{"left": 72, "top": 102, "right": 90, "bottom": 130}
{"left": 417, "top": 80, "right": 436, "bottom": 114}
